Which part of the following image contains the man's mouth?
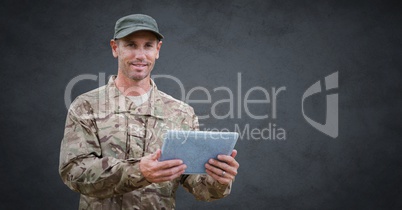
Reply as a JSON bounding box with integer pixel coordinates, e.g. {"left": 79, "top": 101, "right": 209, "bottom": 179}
{"left": 131, "top": 63, "right": 148, "bottom": 67}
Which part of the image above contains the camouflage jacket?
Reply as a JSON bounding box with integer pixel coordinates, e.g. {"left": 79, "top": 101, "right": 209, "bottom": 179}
{"left": 59, "top": 76, "right": 231, "bottom": 210}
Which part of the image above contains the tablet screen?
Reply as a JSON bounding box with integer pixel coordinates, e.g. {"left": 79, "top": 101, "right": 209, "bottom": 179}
{"left": 159, "top": 130, "right": 238, "bottom": 174}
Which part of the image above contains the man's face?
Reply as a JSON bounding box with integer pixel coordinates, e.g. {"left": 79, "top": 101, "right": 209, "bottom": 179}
{"left": 111, "top": 31, "right": 162, "bottom": 81}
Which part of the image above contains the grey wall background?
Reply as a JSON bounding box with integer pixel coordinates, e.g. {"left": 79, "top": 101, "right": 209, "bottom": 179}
{"left": 1, "top": 0, "right": 401, "bottom": 209}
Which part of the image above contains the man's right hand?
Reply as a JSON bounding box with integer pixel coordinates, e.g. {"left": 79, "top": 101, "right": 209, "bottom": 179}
{"left": 139, "top": 149, "right": 186, "bottom": 183}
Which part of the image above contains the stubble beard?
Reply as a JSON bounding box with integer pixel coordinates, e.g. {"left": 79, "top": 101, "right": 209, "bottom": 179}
{"left": 124, "top": 70, "right": 149, "bottom": 81}
{"left": 121, "top": 61, "right": 153, "bottom": 82}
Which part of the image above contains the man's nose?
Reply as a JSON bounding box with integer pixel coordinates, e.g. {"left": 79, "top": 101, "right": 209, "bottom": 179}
{"left": 135, "top": 48, "right": 146, "bottom": 60}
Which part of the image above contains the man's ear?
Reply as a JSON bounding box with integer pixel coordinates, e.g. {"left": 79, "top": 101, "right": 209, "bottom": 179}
{"left": 156, "top": 40, "right": 162, "bottom": 59}
{"left": 110, "top": 39, "right": 119, "bottom": 58}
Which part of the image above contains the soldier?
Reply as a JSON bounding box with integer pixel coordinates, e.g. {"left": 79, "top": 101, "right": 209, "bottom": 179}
{"left": 59, "top": 14, "right": 239, "bottom": 209}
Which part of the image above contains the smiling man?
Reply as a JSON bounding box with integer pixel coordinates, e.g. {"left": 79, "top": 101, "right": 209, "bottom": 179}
{"left": 59, "top": 14, "right": 239, "bottom": 209}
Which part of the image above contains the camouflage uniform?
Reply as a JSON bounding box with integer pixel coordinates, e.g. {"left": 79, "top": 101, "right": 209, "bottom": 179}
{"left": 59, "top": 76, "right": 231, "bottom": 210}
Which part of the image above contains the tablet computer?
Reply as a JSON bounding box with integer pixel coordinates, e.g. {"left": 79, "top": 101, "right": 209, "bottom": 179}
{"left": 159, "top": 130, "right": 239, "bottom": 174}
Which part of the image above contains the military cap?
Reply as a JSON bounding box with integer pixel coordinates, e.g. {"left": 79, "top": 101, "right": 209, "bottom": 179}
{"left": 113, "top": 14, "right": 164, "bottom": 40}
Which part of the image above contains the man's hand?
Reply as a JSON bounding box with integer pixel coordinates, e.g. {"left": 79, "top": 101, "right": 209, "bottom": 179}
{"left": 139, "top": 149, "right": 186, "bottom": 183}
{"left": 205, "top": 149, "right": 239, "bottom": 185}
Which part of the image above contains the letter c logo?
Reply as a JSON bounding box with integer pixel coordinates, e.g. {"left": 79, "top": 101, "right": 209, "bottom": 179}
{"left": 302, "top": 72, "right": 338, "bottom": 138}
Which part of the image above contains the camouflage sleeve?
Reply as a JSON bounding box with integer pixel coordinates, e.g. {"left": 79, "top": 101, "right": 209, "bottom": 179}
{"left": 181, "top": 174, "right": 232, "bottom": 201}
{"left": 59, "top": 99, "right": 151, "bottom": 198}
{"left": 180, "top": 113, "right": 232, "bottom": 201}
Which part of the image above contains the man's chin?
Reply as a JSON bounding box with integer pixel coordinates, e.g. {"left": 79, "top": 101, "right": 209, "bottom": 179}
{"left": 129, "top": 74, "right": 149, "bottom": 81}
{"left": 119, "top": 69, "right": 150, "bottom": 82}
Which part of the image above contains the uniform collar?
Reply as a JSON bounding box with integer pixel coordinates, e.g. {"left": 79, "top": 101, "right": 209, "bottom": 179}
{"left": 107, "top": 75, "right": 166, "bottom": 119}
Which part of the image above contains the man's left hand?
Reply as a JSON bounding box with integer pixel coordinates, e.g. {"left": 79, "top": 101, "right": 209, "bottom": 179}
{"left": 205, "top": 149, "right": 239, "bottom": 185}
